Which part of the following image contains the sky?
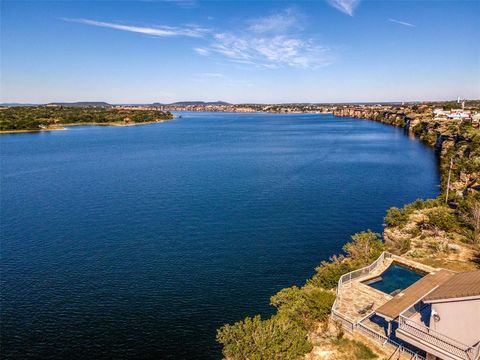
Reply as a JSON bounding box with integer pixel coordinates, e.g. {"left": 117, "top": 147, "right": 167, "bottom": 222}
{"left": 1, "top": 0, "right": 479, "bottom": 104}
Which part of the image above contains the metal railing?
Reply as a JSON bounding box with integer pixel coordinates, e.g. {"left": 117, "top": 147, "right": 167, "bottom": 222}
{"left": 356, "top": 322, "right": 426, "bottom": 360}
{"left": 336, "top": 251, "right": 391, "bottom": 290}
{"left": 335, "top": 251, "right": 390, "bottom": 298}
{"left": 332, "top": 251, "right": 391, "bottom": 317}
{"left": 398, "top": 315, "right": 480, "bottom": 360}
{"left": 331, "top": 310, "right": 355, "bottom": 333}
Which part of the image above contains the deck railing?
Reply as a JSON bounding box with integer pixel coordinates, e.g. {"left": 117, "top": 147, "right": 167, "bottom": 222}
{"left": 336, "top": 251, "right": 391, "bottom": 291}
{"left": 332, "top": 251, "right": 391, "bottom": 316}
{"left": 356, "top": 322, "right": 426, "bottom": 360}
{"left": 398, "top": 315, "right": 480, "bottom": 360}
{"left": 331, "top": 310, "right": 355, "bottom": 333}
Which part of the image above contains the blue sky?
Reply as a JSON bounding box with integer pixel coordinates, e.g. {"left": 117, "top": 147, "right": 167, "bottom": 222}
{"left": 1, "top": 0, "right": 479, "bottom": 103}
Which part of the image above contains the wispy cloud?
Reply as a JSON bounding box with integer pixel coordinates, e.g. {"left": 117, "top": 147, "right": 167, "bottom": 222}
{"left": 194, "top": 9, "right": 333, "bottom": 69}
{"left": 194, "top": 47, "right": 210, "bottom": 56}
{"left": 248, "top": 8, "right": 299, "bottom": 33}
{"left": 63, "top": 18, "right": 208, "bottom": 38}
{"left": 162, "top": 0, "right": 198, "bottom": 9}
{"left": 327, "top": 0, "right": 361, "bottom": 16}
{"left": 388, "top": 18, "right": 415, "bottom": 27}
{"left": 65, "top": 9, "right": 333, "bottom": 70}
{"left": 208, "top": 33, "right": 332, "bottom": 69}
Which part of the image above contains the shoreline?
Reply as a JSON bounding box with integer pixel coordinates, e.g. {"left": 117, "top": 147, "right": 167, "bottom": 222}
{"left": 0, "top": 119, "right": 172, "bottom": 135}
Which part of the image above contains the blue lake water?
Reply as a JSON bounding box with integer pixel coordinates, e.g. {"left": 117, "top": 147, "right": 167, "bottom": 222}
{"left": 0, "top": 112, "right": 439, "bottom": 359}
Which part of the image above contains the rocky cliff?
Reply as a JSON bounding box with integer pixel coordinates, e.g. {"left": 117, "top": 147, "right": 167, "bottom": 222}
{"left": 333, "top": 106, "right": 480, "bottom": 198}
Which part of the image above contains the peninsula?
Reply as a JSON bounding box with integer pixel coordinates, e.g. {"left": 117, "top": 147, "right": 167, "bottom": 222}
{"left": 0, "top": 105, "right": 173, "bottom": 133}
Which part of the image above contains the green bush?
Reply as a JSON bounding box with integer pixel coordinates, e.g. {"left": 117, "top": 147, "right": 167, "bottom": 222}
{"left": 307, "top": 257, "right": 355, "bottom": 289}
{"left": 384, "top": 207, "right": 409, "bottom": 227}
{"left": 271, "top": 286, "right": 335, "bottom": 331}
{"left": 426, "top": 207, "right": 459, "bottom": 232}
{"left": 216, "top": 315, "right": 312, "bottom": 360}
{"left": 343, "top": 231, "right": 384, "bottom": 264}
{"left": 458, "top": 196, "right": 480, "bottom": 244}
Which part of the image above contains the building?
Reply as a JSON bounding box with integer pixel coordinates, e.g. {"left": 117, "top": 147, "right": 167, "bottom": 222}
{"left": 447, "top": 110, "right": 471, "bottom": 120}
{"left": 331, "top": 252, "right": 480, "bottom": 360}
{"left": 386, "top": 271, "right": 480, "bottom": 360}
{"left": 432, "top": 108, "right": 472, "bottom": 121}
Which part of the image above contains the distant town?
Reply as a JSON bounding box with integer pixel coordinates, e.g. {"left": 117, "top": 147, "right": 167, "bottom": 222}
{"left": 2, "top": 99, "right": 480, "bottom": 134}
{"left": 3, "top": 99, "right": 478, "bottom": 127}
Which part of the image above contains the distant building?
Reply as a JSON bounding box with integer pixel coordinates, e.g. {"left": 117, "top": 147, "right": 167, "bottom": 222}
{"left": 433, "top": 108, "right": 471, "bottom": 121}
{"left": 447, "top": 110, "right": 471, "bottom": 119}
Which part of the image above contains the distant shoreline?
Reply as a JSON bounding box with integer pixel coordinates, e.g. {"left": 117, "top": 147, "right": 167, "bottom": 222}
{"left": 0, "top": 119, "right": 171, "bottom": 135}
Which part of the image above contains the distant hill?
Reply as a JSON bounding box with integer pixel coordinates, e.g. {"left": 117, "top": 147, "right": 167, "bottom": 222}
{"left": 46, "top": 102, "right": 112, "bottom": 108}
{"left": 0, "top": 103, "right": 38, "bottom": 107}
{"left": 162, "top": 101, "right": 231, "bottom": 106}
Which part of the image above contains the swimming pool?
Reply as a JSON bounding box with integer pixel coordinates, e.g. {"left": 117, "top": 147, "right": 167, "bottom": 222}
{"left": 365, "top": 263, "right": 424, "bottom": 295}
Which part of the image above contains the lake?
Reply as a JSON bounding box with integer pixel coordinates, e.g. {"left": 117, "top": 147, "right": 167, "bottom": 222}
{"left": 0, "top": 112, "right": 439, "bottom": 359}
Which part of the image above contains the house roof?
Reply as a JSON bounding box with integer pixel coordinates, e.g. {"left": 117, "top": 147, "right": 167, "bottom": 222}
{"left": 423, "top": 270, "right": 480, "bottom": 302}
{"left": 375, "top": 269, "right": 455, "bottom": 320}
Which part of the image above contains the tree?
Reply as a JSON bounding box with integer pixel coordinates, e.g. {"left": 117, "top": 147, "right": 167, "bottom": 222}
{"left": 343, "top": 231, "right": 384, "bottom": 265}
{"left": 425, "top": 207, "right": 459, "bottom": 232}
{"left": 307, "top": 256, "right": 354, "bottom": 289}
{"left": 460, "top": 199, "right": 480, "bottom": 244}
{"left": 270, "top": 286, "right": 335, "bottom": 331}
{"left": 216, "top": 315, "right": 312, "bottom": 360}
{"left": 384, "top": 207, "right": 408, "bottom": 227}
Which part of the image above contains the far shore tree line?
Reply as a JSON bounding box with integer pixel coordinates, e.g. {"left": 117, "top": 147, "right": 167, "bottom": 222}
{"left": 0, "top": 106, "right": 173, "bottom": 131}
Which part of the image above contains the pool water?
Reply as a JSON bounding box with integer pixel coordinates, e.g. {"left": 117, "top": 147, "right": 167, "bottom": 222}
{"left": 366, "top": 264, "right": 424, "bottom": 295}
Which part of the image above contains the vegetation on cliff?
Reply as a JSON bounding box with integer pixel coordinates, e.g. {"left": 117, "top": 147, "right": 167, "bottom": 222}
{"left": 384, "top": 118, "right": 479, "bottom": 270}
{"left": 0, "top": 106, "right": 173, "bottom": 131}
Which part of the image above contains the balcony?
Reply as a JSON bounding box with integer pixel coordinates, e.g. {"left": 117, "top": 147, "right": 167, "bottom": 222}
{"left": 397, "top": 311, "right": 480, "bottom": 360}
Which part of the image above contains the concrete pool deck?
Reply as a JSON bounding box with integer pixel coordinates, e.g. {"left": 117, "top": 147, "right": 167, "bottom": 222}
{"left": 333, "top": 254, "right": 437, "bottom": 324}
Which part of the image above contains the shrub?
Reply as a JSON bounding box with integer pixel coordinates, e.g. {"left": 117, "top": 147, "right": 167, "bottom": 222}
{"left": 271, "top": 286, "right": 335, "bottom": 331}
{"left": 398, "top": 238, "right": 411, "bottom": 254}
{"left": 384, "top": 207, "right": 409, "bottom": 227}
{"left": 458, "top": 197, "right": 480, "bottom": 244}
{"left": 426, "top": 207, "right": 459, "bottom": 232}
{"left": 216, "top": 315, "right": 312, "bottom": 360}
{"left": 307, "top": 256, "right": 355, "bottom": 289}
{"left": 343, "top": 230, "right": 384, "bottom": 265}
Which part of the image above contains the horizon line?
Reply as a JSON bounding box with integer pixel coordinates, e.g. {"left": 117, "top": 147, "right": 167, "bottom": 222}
{"left": 1, "top": 99, "right": 479, "bottom": 106}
